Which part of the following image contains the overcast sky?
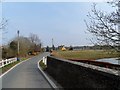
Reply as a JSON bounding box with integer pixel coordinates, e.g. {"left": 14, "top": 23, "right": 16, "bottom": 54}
{"left": 1, "top": 2, "right": 114, "bottom": 47}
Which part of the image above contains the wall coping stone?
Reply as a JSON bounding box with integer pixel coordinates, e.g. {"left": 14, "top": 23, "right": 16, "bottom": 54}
{"left": 48, "top": 56, "right": 120, "bottom": 76}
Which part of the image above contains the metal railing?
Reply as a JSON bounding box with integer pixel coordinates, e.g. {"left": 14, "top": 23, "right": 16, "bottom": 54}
{"left": 0, "top": 58, "right": 17, "bottom": 68}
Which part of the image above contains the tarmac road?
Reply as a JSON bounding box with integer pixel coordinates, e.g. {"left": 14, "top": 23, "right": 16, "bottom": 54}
{"left": 2, "top": 52, "right": 52, "bottom": 88}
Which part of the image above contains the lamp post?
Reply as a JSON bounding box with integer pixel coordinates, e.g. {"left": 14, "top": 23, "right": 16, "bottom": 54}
{"left": 17, "top": 30, "right": 20, "bottom": 61}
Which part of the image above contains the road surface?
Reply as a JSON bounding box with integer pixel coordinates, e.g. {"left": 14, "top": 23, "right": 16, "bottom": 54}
{"left": 1, "top": 52, "right": 52, "bottom": 88}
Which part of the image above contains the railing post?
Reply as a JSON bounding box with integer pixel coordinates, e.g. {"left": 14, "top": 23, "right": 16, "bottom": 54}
{"left": 44, "top": 57, "right": 47, "bottom": 66}
{"left": 2, "top": 60, "right": 4, "bottom": 67}
{"left": 43, "top": 57, "right": 44, "bottom": 64}
{"left": 8, "top": 59, "right": 10, "bottom": 64}
{"left": 11, "top": 58, "right": 13, "bottom": 63}
{"left": 43, "top": 57, "right": 47, "bottom": 66}
{"left": 15, "top": 57, "right": 17, "bottom": 62}
{"left": 5, "top": 59, "right": 8, "bottom": 65}
{"left": 0, "top": 61, "right": 2, "bottom": 68}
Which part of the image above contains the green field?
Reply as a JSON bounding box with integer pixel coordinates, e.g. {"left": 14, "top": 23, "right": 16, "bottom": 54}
{"left": 52, "top": 50, "right": 120, "bottom": 60}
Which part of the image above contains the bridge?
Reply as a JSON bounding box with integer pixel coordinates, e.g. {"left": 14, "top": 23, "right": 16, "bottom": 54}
{"left": 0, "top": 52, "right": 120, "bottom": 89}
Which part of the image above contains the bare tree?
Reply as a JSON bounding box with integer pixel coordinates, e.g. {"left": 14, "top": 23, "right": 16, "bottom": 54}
{"left": 0, "top": 18, "right": 8, "bottom": 31}
{"left": 0, "top": 18, "right": 8, "bottom": 60}
{"left": 85, "top": 1, "right": 120, "bottom": 51}
{"left": 29, "top": 33, "right": 41, "bottom": 45}
{"left": 29, "top": 33, "right": 42, "bottom": 52}
{"left": 0, "top": 18, "right": 8, "bottom": 42}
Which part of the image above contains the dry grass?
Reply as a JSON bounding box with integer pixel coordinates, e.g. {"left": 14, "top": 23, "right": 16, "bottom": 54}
{"left": 52, "top": 50, "right": 120, "bottom": 60}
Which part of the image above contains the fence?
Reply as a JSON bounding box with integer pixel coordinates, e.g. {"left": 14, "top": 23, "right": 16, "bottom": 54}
{"left": 0, "top": 58, "right": 17, "bottom": 68}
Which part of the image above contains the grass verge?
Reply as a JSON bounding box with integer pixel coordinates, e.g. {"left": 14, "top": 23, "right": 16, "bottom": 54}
{"left": 39, "top": 60, "right": 47, "bottom": 70}
{"left": 0, "top": 57, "right": 29, "bottom": 75}
{"left": 0, "top": 61, "right": 20, "bottom": 74}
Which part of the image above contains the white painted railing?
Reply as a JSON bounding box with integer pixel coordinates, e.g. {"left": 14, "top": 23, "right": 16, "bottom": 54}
{"left": 0, "top": 57, "right": 17, "bottom": 68}
{"left": 43, "top": 57, "right": 47, "bottom": 66}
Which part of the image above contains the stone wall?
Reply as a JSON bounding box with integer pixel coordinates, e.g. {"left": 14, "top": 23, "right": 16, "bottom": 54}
{"left": 46, "top": 56, "right": 120, "bottom": 89}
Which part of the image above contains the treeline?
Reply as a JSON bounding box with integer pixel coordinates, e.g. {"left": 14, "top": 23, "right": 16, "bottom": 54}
{"left": 45, "top": 45, "right": 120, "bottom": 52}
{"left": 2, "top": 33, "right": 43, "bottom": 59}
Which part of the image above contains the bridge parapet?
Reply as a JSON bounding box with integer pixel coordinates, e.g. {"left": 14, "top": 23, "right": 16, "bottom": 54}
{"left": 46, "top": 56, "right": 120, "bottom": 89}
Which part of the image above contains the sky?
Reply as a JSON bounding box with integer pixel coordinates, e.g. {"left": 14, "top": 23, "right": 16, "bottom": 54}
{"left": 1, "top": 1, "right": 114, "bottom": 47}
{"left": 1, "top": 0, "right": 111, "bottom": 2}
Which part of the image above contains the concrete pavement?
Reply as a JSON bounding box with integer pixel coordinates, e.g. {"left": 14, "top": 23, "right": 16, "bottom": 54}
{"left": 2, "top": 52, "right": 52, "bottom": 88}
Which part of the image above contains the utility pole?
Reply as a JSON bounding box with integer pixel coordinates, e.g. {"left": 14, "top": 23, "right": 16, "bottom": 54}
{"left": 17, "top": 30, "right": 20, "bottom": 61}
{"left": 52, "top": 38, "right": 53, "bottom": 46}
{"left": 52, "top": 38, "right": 55, "bottom": 50}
